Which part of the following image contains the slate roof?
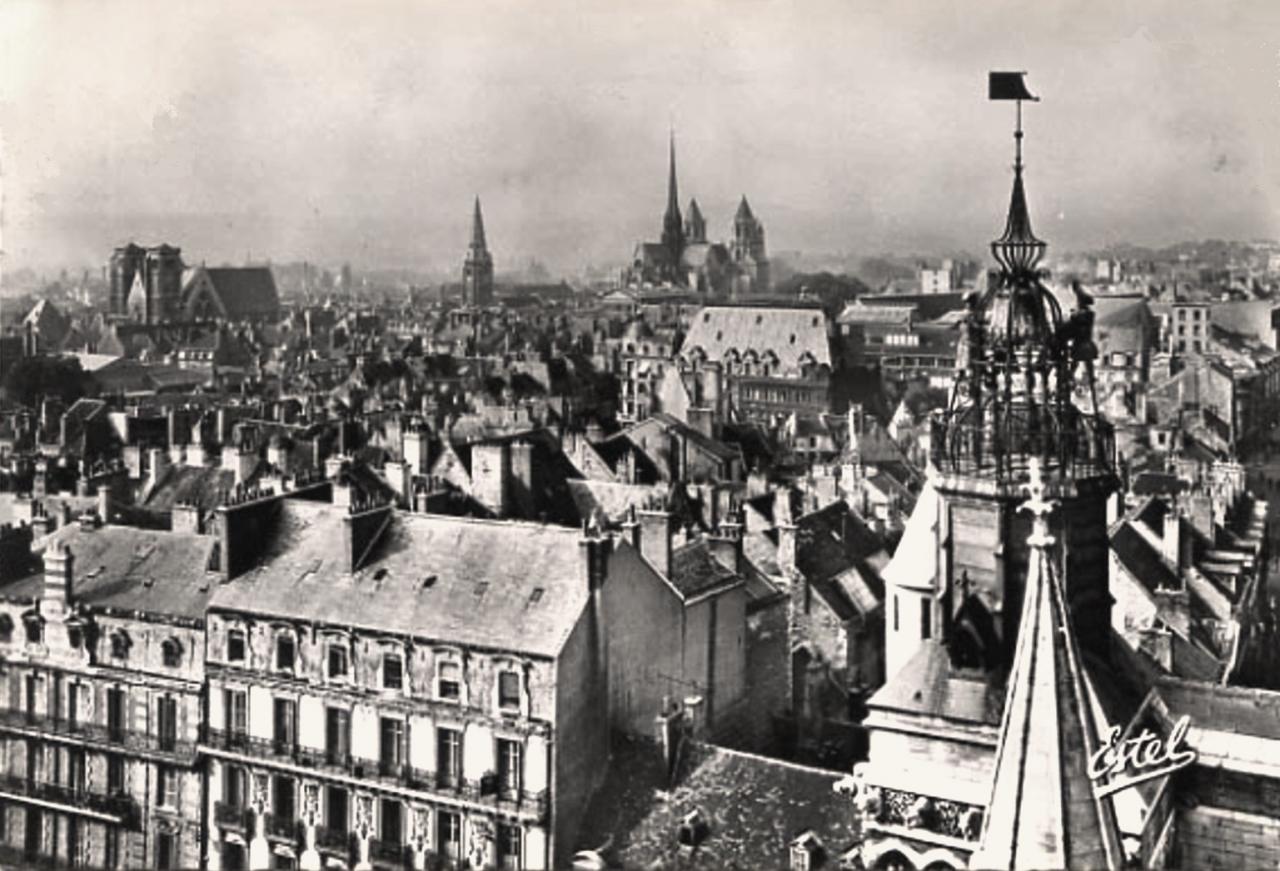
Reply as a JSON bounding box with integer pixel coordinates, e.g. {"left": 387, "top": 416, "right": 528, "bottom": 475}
{"left": 209, "top": 501, "right": 589, "bottom": 659}
{"left": 669, "top": 539, "right": 741, "bottom": 600}
{"left": 200, "top": 267, "right": 281, "bottom": 319}
{"left": 144, "top": 465, "right": 236, "bottom": 515}
{"left": 681, "top": 306, "right": 832, "bottom": 374}
{"left": 575, "top": 738, "right": 861, "bottom": 869}
{"left": 0, "top": 524, "right": 217, "bottom": 621}
{"left": 1109, "top": 519, "right": 1179, "bottom": 593}
{"left": 867, "top": 641, "right": 1004, "bottom": 726}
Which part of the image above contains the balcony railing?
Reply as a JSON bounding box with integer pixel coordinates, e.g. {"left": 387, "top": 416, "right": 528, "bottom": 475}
{"left": 214, "top": 801, "right": 251, "bottom": 832}
{"left": 930, "top": 404, "right": 1115, "bottom": 485}
{"left": 368, "top": 837, "right": 408, "bottom": 867}
{"left": 0, "top": 706, "right": 195, "bottom": 760}
{"left": 264, "top": 812, "right": 300, "bottom": 843}
{"left": 0, "top": 772, "right": 138, "bottom": 826}
{"left": 314, "top": 824, "right": 351, "bottom": 854}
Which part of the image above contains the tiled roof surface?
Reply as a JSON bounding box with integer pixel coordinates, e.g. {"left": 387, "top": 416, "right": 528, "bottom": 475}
{"left": 201, "top": 267, "right": 281, "bottom": 318}
{"left": 682, "top": 306, "right": 831, "bottom": 373}
{"left": 209, "top": 501, "right": 589, "bottom": 658}
{"left": 669, "top": 539, "right": 741, "bottom": 599}
{"left": 868, "top": 641, "right": 1003, "bottom": 726}
{"left": 1, "top": 524, "right": 217, "bottom": 621}
{"left": 576, "top": 739, "right": 861, "bottom": 868}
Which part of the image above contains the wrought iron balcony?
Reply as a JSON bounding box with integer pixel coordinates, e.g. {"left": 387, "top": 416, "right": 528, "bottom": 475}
{"left": 0, "top": 706, "right": 195, "bottom": 760}
{"left": 214, "top": 801, "right": 251, "bottom": 832}
{"left": 263, "top": 812, "right": 300, "bottom": 843}
{"left": 314, "top": 824, "right": 352, "bottom": 854}
{"left": 930, "top": 404, "right": 1115, "bottom": 485}
{"left": 0, "top": 772, "right": 138, "bottom": 826}
{"left": 368, "top": 837, "right": 408, "bottom": 867}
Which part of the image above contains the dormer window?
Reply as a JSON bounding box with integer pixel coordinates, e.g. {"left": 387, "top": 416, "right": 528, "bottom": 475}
{"left": 382, "top": 654, "right": 403, "bottom": 691}
{"left": 162, "top": 638, "right": 183, "bottom": 668}
{"left": 276, "top": 634, "right": 296, "bottom": 672}
{"left": 437, "top": 660, "right": 461, "bottom": 702}
{"left": 23, "top": 614, "right": 43, "bottom": 645}
{"left": 227, "top": 629, "right": 246, "bottom": 664}
{"left": 110, "top": 630, "right": 131, "bottom": 660}
{"left": 0, "top": 614, "right": 14, "bottom": 642}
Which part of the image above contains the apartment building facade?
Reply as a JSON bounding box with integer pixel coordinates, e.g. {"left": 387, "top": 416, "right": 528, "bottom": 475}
{"left": 200, "top": 498, "right": 609, "bottom": 871}
{"left": 0, "top": 518, "right": 215, "bottom": 869}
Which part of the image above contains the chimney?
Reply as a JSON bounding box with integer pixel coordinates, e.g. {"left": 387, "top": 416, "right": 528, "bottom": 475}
{"left": 167, "top": 409, "right": 182, "bottom": 448}
{"left": 31, "top": 503, "right": 52, "bottom": 538}
{"left": 775, "top": 488, "right": 797, "bottom": 576}
{"left": 509, "top": 442, "right": 535, "bottom": 518}
{"left": 172, "top": 501, "right": 202, "bottom": 535}
{"left": 123, "top": 445, "right": 142, "bottom": 479}
{"left": 57, "top": 501, "right": 73, "bottom": 528}
{"left": 471, "top": 443, "right": 510, "bottom": 517}
{"left": 148, "top": 447, "right": 169, "bottom": 493}
{"left": 1161, "top": 506, "right": 1184, "bottom": 573}
{"left": 1106, "top": 491, "right": 1122, "bottom": 526}
{"left": 383, "top": 460, "right": 410, "bottom": 508}
{"left": 638, "top": 509, "right": 674, "bottom": 578}
{"left": 42, "top": 540, "right": 74, "bottom": 617}
{"left": 688, "top": 408, "right": 714, "bottom": 440}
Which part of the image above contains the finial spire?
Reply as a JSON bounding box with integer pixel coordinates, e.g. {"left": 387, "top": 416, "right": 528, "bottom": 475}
{"left": 471, "top": 196, "right": 487, "bottom": 251}
{"left": 989, "top": 74, "right": 1045, "bottom": 275}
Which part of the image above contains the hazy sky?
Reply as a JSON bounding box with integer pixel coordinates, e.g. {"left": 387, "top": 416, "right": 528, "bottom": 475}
{"left": 3, "top": 0, "right": 1280, "bottom": 275}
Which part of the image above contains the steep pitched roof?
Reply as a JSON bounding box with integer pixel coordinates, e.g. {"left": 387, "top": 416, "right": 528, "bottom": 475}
{"left": 195, "top": 267, "right": 281, "bottom": 319}
{"left": 681, "top": 306, "right": 831, "bottom": 374}
{"left": 973, "top": 487, "right": 1125, "bottom": 870}
{"left": 209, "top": 501, "right": 589, "bottom": 659}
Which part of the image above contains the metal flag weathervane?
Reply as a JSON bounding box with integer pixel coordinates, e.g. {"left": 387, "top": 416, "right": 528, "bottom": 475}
{"left": 989, "top": 71, "right": 1039, "bottom": 172}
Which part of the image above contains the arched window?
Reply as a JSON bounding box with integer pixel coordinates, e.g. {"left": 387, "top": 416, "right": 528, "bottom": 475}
{"left": 162, "top": 638, "right": 183, "bottom": 668}
{"left": 0, "top": 614, "right": 13, "bottom": 643}
{"left": 111, "top": 630, "right": 132, "bottom": 660}
{"left": 22, "top": 613, "right": 43, "bottom": 645}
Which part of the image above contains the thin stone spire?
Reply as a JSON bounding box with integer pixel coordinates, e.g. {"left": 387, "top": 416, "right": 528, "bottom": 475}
{"left": 470, "top": 196, "right": 487, "bottom": 252}
{"left": 971, "top": 459, "right": 1126, "bottom": 869}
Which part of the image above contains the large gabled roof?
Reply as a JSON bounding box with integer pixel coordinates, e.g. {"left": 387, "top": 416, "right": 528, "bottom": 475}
{"left": 681, "top": 305, "right": 832, "bottom": 374}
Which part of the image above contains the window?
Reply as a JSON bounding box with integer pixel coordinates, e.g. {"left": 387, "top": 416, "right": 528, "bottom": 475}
{"left": 327, "top": 644, "right": 348, "bottom": 680}
{"left": 110, "top": 630, "right": 130, "bottom": 660}
{"left": 437, "top": 727, "right": 462, "bottom": 787}
{"left": 497, "top": 739, "right": 522, "bottom": 798}
{"left": 156, "top": 765, "right": 178, "bottom": 810}
{"left": 437, "top": 661, "right": 460, "bottom": 701}
{"left": 438, "top": 811, "right": 462, "bottom": 863}
{"left": 892, "top": 595, "right": 900, "bottom": 632}
{"left": 379, "top": 798, "right": 402, "bottom": 845}
{"left": 105, "top": 825, "right": 120, "bottom": 870}
{"left": 157, "top": 697, "right": 178, "bottom": 752}
{"left": 273, "top": 775, "right": 295, "bottom": 821}
{"left": 107, "top": 687, "right": 125, "bottom": 741}
{"left": 226, "top": 629, "right": 245, "bottom": 663}
{"left": 275, "top": 635, "right": 295, "bottom": 671}
{"left": 107, "top": 755, "right": 125, "bottom": 795}
{"left": 0, "top": 614, "right": 12, "bottom": 642}
{"left": 223, "top": 765, "right": 246, "bottom": 808}
{"left": 225, "top": 690, "right": 247, "bottom": 740}
{"left": 66, "top": 683, "right": 79, "bottom": 730}
{"left": 325, "top": 708, "right": 350, "bottom": 765}
{"left": 498, "top": 671, "right": 521, "bottom": 712}
{"left": 273, "top": 698, "right": 297, "bottom": 755}
{"left": 498, "top": 823, "right": 522, "bottom": 871}
{"left": 379, "top": 718, "right": 404, "bottom": 774}
{"left": 23, "top": 615, "right": 42, "bottom": 644}
{"left": 382, "top": 654, "right": 403, "bottom": 691}
{"left": 155, "top": 830, "right": 175, "bottom": 870}
{"left": 325, "top": 786, "right": 348, "bottom": 833}
{"left": 921, "top": 598, "right": 932, "bottom": 641}
{"left": 161, "top": 638, "right": 182, "bottom": 668}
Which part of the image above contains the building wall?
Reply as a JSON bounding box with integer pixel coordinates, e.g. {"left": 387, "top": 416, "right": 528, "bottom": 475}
{"left": 1175, "top": 805, "right": 1280, "bottom": 869}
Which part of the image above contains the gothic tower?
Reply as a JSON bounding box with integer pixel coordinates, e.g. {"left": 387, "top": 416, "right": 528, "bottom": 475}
{"left": 928, "top": 112, "right": 1116, "bottom": 674}
{"left": 660, "top": 132, "right": 684, "bottom": 267}
{"left": 730, "top": 196, "right": 770, "bottom": 295}
{"left": 462, "top": 197, "right": 495, "bottom": 308}
{"left": 684, "top": 198, "right": 707, "bottom": 244}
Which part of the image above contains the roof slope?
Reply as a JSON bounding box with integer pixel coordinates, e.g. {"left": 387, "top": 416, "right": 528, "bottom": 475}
{"left": 209, "top": 501, "right": 589, "bottom": 658}
{"left": 681, "top": 306, "right": 831, "bottom": 374}
{"left": 202, "top": 267, "right": 281, "bottom": 318}
{"left": 973, "top": 487, "right": 1125, "bottom": 870}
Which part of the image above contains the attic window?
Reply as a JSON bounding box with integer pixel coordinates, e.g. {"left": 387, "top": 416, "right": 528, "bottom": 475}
{"left": 373, "top": 568, "right": 388, "bottom": 581}
{"left": 528, "top": 587, "right": 545, "bottom": 606}
{"left": 790, "top": 334, "right": 797, "bottom": 344}
{"left": 0, "top": 614, "right": 12, "bottom": 642}
{"left": 716, "top": 331, "right": 723, "bottom": 341}
{"left": 756, "top": 315, "right": 763, "bottom": 325}
{"left": 421, "top": 575, "right": 437, "bottom": 590}
{"left": 23, "top": 613, "right": 43, "bottom": 645}
{"left": 812, "top": 317, "right": 820, "bottom": 327}
{"left": 162, "top": 638, "right": 183, "bottom": 668}
{"left": 110, "top": 630, "right": 131, "bottom": 660}
{"left": 703, "top": 313, "right": 710, "bottom": 323}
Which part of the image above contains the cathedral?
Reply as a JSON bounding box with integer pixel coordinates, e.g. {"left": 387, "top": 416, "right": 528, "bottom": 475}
{"left": 624, "top": 135, "right": 770, "bottom": 297}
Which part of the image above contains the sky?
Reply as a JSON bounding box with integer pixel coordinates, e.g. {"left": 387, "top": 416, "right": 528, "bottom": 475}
{"left": 2, "top": 0, "right": 1280, "bottom": 276}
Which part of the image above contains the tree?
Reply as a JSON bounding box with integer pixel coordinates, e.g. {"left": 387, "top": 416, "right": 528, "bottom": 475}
{"left": 0, "top": 355, "right": 96, "bottom": 408}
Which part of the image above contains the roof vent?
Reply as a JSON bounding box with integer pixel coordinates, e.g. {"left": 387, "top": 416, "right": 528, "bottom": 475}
{"left": 528, "top": 587, "right": 545, "bottom": 606}
{"left": 421, "top": 575, "right": 437, "bottom": 590}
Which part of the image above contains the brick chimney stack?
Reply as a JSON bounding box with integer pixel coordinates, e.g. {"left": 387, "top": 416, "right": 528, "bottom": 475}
{"left": 43, "top": 540, "right": 74, "bottom": 617}
{"left": 638, "top": 507, "right": 674, "bottom": 578}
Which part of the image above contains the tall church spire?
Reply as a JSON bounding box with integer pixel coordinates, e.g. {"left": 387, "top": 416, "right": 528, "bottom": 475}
{"left": 661, "top": 131, "right": 684, "bottom": 261}
{"left": 462, "top": 196, "right": 494, "bottom": 307}
{"left": 470, "top": 196, "right": 488, "bottom": 252}
{"left": 971, "top": 460, "right": 1126, "bottom": 870}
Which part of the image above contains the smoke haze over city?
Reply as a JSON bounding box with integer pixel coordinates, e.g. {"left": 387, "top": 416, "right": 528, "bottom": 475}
{"left": 3, "top": 0, "right": 1279, "bottom": 273}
